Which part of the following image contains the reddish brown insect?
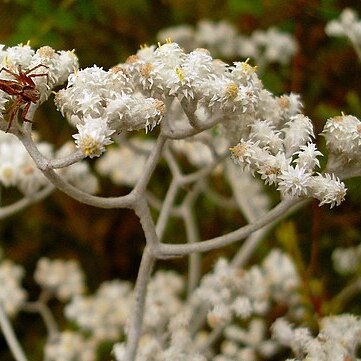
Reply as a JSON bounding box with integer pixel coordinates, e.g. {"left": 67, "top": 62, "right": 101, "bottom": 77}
{"left": 0, "top": 64, "right": 48, "bottom": 132}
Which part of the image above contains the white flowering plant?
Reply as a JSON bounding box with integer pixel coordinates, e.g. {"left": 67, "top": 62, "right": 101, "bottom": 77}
{"left": 0, "top": 7, "right": 361, "bottom": 361}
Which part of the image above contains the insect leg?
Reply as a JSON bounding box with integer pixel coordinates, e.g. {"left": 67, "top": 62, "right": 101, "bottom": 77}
{"left": 5, "top": 97, "right": 22, "bottom": 132}
{"left": 21, "top": 101, "right": 32, "bottom": 123}
{"left": 25, "top": 64, "right": 49, "bottom": 75}
{"left": 0, "top": 67, "right": 21, "bottom": 81}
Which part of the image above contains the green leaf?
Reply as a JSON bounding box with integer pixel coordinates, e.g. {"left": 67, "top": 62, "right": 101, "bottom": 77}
{"left": 32, "top": 0, "right": 52, "bottom": 16}
{"left": 53, "top": 9, "right": 76, "bottom": 31}
{"left": 228, "top": 0, "right": 263, "bottom": 16}
{"left": 346, "top": 91, "right": 361, "bottom": 116}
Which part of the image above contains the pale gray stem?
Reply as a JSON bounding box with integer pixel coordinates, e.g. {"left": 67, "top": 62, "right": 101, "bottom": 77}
{"left": 182, "top": 205, "right": 202, "bottom": 296}
{"left": 156, "top": 178, "right": 179, "bottom": 242}
{"left": 17, "top": 128, "right": 136, "bottom": 209}
{"left": 158, "top": 198, "right": 299, "bottom": 256}
{"left": 134, "top": 134, "right": 167, "bottom": 194}
{"left": 0, "top": 185, "right": 54, "bottom": 220}
{"left": 124, "top": 247, "right": 155, "bottom": 361}
{"left": 22, "top": 301, "right": 59, "bottom": 339}
{"left": 0, "top": 303, "right": 28, "bottom": 361}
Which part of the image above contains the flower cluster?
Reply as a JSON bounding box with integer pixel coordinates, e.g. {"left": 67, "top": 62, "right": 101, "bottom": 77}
{"left": 157, "top": 20, "right": 298, "bottom": 67}
{"left": 123, "top": 41, "right": 260, "bottom": 116}
{"left": 322, "top": 114, "right": 361, "bottom": 176}
{"left": 192, "top": 249, "right": 301, "bottom": 330}
{"left": 0, "top": 44, "right": 78, "bottom": 131}
{"left": 230, "top": 110, "right": 347, "bottom": 207}
{"left": 325, "top": 8, "right": 361, "bottom": 47}
{"left": 332, "top": 242, "right": 361, "bottom": 275}
{"left": 34, "top": 258, "right": 86, "bottom": 301}
{"left": 171, "top": 129, "right": 228, "bottom": 169}
{"left": 65, "top": 280, "right": 133, "bottom": 341}
{"left": 114, "top": 311, "right": 206, "bottom": 361}
{"left": 143, "top": 271, "right": 184, "bottom": 332}
{"left": 55, "top": 65, "right": 165, "bottom": 157}
{"left": 0, "top": 133, "right": 98, "bottom": 195}
{"left": 0, "top": 132, "right": 50, "bottom": 194}
{"left": 0, "top": 258, "right": 27, "bottom": 316}
{"left": 95, "top": 137, "right": 154, "bottom": 187}
{"left": 272, "top": 314, "right": 361, "bottom": 360}
{"left": 44, "top": 331, "right": 97, "bottom": 361}
{"left": 215, "top": 318, "right": 279, "bottom": 361}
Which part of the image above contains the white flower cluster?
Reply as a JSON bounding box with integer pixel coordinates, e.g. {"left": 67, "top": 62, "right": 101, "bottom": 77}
{"left": 322, "top": 114, "right": 361, "bottom": 175}
{"left": 55, "top": 65, "right": 165, "bottom": 158}
{"left": 114, "top": 311, "right": 206, "bottom": 361}
{"left": 123, "top": 42, "right": 260, "bottom": 115}
{"left": 44, "top": 331, "right": 97, "bottom": 361}
{"left": 215, "top": 318, "right": 279, "bottom": 361}
{"left": 325, "top": 8, "right": 361, "bottom": 46}
{"left": 0, "top": 133, "right": 98, "bottom": 195}
{"left": 272, "top": 314, "right": 361, "bottom": 360}
{"left": 0, "top": 43, "right": 78, "bottom": 129}
{"left": 96, "top": 137, "right": 154, "bottom": 187}
{"left": 332, "top": 242, "right": 361, "bottom": 275}
{"left": 171, "top": 129, "right": 229, "bottom": 170}
{"left": 65, "top": 280, "right": 133, "bottom": 341}
{"left": 192, "top": 249, "right": 300, "bottom": 329}
{"left": 34, "top": 258, "right": 85, "bottom": 301}
{"left": 0, "top": 132, "right": 49, "bottom": 194}
{"left": 230, "top": 108, "right": 347, "bottom": 207}
{"left": 143, "top": 270, "right": 184, "bottom": 331}
{"left": 157, "top": 20, "right": 298, "bottom": 67}
{"left": 0, "top": 258, "right": 27, "bottom": 316}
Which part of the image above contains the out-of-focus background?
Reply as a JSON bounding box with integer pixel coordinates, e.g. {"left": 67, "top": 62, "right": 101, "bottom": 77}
{"left": 1, "top": 0, "right": 361, "bottom": 359}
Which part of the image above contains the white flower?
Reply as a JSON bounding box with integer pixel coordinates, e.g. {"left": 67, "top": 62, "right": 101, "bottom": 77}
{"left": 262, "top": 249, "right": 300, "bottom": 302}
{"left": 195, "top": 20, "right": 239, "bottom": 57}
{"left": 0, "top": 259, "right": 27, "bottom": 316}
{"left": 320, "top": 314, "right": 361, "bottom": 354}
{"left": 277, "top": 165, "right": 312, "bottom": 198}
{"left": 257, "top": 152, "right": 288, "bottom": 186}
{"left": 143, "top": 271, "right": 184, "bottom": 331}
{"left": 251, "top": 27, "right": 298, "bottom": 65}
{"left": 73, "top": 116, "right": 114, "bottom": 158}
{"left": 0, "top": 132, "right": 51, "bottom": 194}
{"left": 157, "top": 25, "right": 196, "bottom": 51}
{"left": 326, "top": 8, "right": 361, "bottom": 46}
{"left": 65, "top": 280, "right": 132, "bottom": 341}
{"left": 17, "top": 142, "right": 52, "bottom": 195}
{"left": 332, "top": 245, "right": 361, "bottom": 274}
{"left": 0, "top": 44, "right": 78, "bottom": 112}
{"left": 309, "top": 173, "right": 346, "bottom": 208}
{"left": 271, "top": 318, "right": 295, "bottom": 346}
{"left": 34, "top": 258, "right": 85, "bottom": 301}
{"left": 207, "top": 304, "right": 232, "bottom": 328}
{"left": 44, "top": 331, "right": 96, "bottom": 361}
{"left": 249, "top": 119, "right": 282, "bottom": 152}
{"left": 282, "top": 114, "right": 314, "bottom": 156}
{"left": 293, "top": 143, "right": 322, "bottom": 171}
{"left": 322, "top": 114, "right": 361, "bottom": 160}
{"left": 96, "top": 138, "right": 154, "bottom": 187}
{"left": 230, "top": 139, "right": 271, "bottom": 172}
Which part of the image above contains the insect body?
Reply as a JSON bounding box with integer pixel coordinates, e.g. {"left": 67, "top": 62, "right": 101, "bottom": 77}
{"left": 0, "top": 64, "right": 48, "bottom": 131}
